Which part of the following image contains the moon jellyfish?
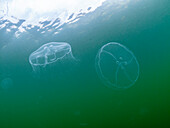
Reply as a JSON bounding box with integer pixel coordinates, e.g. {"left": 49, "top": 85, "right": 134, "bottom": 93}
{"left": 29, "top": 42, "right": 77, "bottom": 78}
{"left": 1, "top": 78, "right": 13, "bottom": 90}
{"left": 95, "top": 42, "right": 139, "bottom": 90}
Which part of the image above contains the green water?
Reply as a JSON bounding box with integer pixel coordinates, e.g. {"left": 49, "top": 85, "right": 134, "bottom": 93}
{"left": 0, "top": 0, "right": 170, "bottom": 128}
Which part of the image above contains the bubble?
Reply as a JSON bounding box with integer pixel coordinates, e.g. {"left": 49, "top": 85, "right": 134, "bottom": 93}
{"left": 1, "top": 77, "right": 13, "bottom": 90}
{"left": 95, "top": 42, "right": 139, "bottom": 90}
{"left": 29, "top": 42, "right": 77, "bottom": 78}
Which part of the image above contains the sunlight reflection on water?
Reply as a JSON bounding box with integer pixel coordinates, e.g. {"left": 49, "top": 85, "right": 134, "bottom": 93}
{"left": 0, "top": 0, "right": 131, "bottom": 37}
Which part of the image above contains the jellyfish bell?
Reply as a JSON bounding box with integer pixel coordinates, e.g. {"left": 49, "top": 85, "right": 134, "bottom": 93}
{"left": 29, "top": 42, "right": 77, "bottom": 79}
{"left": 95, "top": 42, "right": 139, "bottom": 90}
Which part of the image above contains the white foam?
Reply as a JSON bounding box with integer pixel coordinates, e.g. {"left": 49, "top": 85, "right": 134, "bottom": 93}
{"left": 0, "top": 0, "right": 105, "bottom": 26}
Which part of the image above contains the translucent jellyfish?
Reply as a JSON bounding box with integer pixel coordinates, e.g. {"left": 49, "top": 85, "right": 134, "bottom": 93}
{"left": 29, "top": 42, "right": 77, "bottom": 77}
{"left": 95, "top": 42, "right": 139, "bottom": 90}
{"left": 1, "top": 77, "right": 13, "bottom": 90}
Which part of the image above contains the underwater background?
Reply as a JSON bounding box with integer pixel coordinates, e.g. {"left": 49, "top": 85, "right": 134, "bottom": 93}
{"left": 0, "top": 0, "right": 170, "bottom": 128}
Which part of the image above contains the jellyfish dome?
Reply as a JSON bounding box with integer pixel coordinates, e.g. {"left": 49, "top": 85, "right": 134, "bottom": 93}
{"left": 95, "top": 42, "right": 140, "bottom": 90}
{"left": 29, "top": 42, "right": 77, "bottom": 77}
